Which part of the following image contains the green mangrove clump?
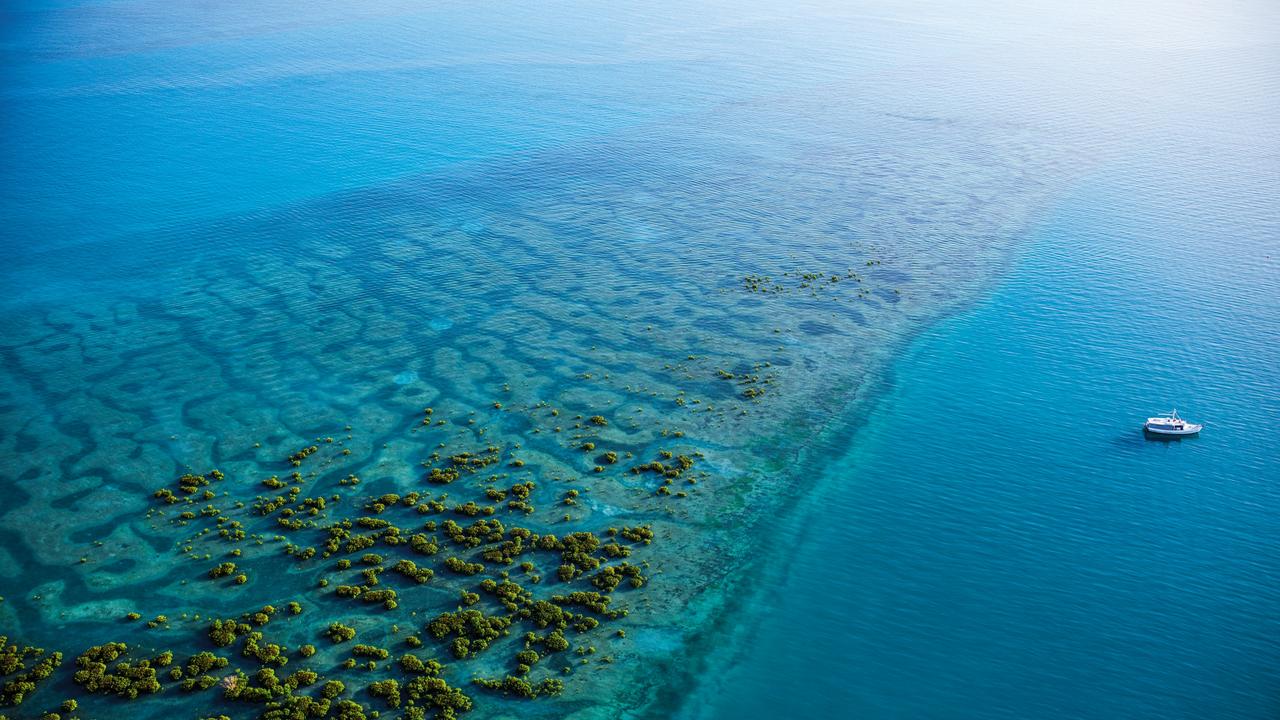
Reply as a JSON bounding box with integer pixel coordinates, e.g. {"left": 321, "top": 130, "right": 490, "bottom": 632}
{"left": 208, "top": 562, "right": 237, "bottom": 579}
{"left": 177, "top": 471, "right": 218, "bottom": 495}
{"left": 0, "top": 638, "right": 62, "bottom": 707}
{"left": 241, "top": 632, "right": 288, "bottom": 666}
{"left": 443, "top": 557, "right": 485, "bottom": 576}
{"left": 399, "top": 654, "right": 443, "bottom": 675}
{"left": 367, "top": 678, "right": 401, "bottom": 708}
{"left": 451, "top": 502, "right": 494, "bottom": 518}
{"left": 351, "top": 645, "right": 389, "bottom": 661}
{"left": 543, "top": 532, "right": 602, "bottom": 582}
{"left": 618, "top": 525, "right": 654, "bottom": 544}
{"left": 71, "top": 643, "right": 161, "bottom": 699}
{"left": 630, "top": 454, "right": 695, "bottom": 480}
{"left": 408, "top": 534, "right": 440, "bottom": 556}
{"left": 551, "top": 591, "right": 624, "bottom": 619}
{"left": 591, "top": 562, "right": 646, "bottom": 591}
{"left": 403, "top": 674, "right": 472, "bottom": 719}
{"left": 208, "top": 619, "right": 250, "bottom": 647}
{"left": 471, "top": 676, "right": 563, "bottom": 699}
{"left": 287, "top": 445, "right": 319, "bottom": 466}
{"left": 425, "top": 610, "right": 512, "bottom": 659}
{"left": 426, "top": 467, "right": 461, "bottom": 484}
{"left": 479, "top": 532, "right": 528, "bottom": 565}
{"left": 177, "top": 651, "right": 228, "bottom": 692}
{"left": 391, "top": 559, "right": 434, "bottom": 584}
{"left": 320, "top": 679, "right": 346, "bottom": 699}
{"left": 326, "top": 623, "right": 357, "bottom": 644}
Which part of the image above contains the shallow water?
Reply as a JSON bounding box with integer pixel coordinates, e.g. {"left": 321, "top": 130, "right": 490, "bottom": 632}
{"left": 2, "top": 0, "right": 1278, "bottom": 718}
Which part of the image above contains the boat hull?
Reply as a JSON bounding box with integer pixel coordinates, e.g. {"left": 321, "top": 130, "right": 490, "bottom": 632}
{"left": 1143, "top": 425, "right": 1201, "bottom": 437}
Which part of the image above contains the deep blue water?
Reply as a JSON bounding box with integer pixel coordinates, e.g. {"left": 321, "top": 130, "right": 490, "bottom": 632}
{"left": 691, "top": 152, "right": 1280, "bottom": 719}
{"left": 2, "top": 1, "right": 1278, "bottom": 719}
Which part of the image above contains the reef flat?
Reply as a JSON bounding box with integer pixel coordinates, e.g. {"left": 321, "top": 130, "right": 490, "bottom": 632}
{"left": 0, "top": 84, "right": 1083, "bottom": 719}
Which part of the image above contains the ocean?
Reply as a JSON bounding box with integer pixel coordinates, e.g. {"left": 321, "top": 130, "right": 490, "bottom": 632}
{"left": 1, "top": 1, "right": 1277, "bottom": 719}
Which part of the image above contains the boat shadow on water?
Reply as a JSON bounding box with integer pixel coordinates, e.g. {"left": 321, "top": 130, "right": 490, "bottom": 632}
{"left": 1108, "top": 430, "right": 1202, "bottom": 451}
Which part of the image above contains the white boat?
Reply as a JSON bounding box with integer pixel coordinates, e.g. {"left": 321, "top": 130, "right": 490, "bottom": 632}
{"left": 1143, "top": 409, "right": 1202, "bottom": 437}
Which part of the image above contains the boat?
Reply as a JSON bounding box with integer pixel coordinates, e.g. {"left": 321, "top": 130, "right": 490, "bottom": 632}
{"left": 1143, "top": 409, "right": 1202, "bottom": 437}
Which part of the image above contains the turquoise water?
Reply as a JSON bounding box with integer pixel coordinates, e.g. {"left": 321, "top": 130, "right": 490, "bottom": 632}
{"left": 2, "top": 1, "right": 1278, "bottom": 719}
